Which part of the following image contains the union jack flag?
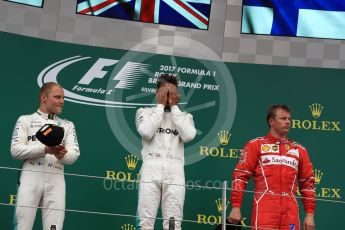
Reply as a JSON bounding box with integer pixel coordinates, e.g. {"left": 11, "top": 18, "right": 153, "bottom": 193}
{"left": 76, "top": 0, "right": 212, "bottom": 30}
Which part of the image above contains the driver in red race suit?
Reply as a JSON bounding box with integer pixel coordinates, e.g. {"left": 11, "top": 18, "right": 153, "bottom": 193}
{"left": 229, "top": 105, "right": 315, "bottom": 230}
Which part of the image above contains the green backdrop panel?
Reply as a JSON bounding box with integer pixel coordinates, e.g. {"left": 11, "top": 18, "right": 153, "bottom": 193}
{"left": 0, "top": 31, "right": 344, "bottom": 229}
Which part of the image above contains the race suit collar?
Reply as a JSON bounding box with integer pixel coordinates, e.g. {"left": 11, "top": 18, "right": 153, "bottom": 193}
{"left": 36, "top": 109, "right": 56, "bottom": 120}
{"left": 267, "top": 133, "right": 289, "bottom": 144}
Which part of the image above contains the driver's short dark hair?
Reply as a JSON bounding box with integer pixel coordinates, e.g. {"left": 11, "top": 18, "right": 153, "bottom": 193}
{"left": 266, "top": 104, "right": 291, "bottom": 126}
{"left": 156, "top": 74, "right": 178, "bottom": 89}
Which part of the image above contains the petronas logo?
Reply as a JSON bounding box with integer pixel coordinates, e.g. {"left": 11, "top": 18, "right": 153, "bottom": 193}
{"left": 309, "top": 103, "right": 323, "bottom": 118}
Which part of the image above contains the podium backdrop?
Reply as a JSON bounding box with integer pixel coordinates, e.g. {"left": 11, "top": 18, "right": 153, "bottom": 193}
{"left": 0, "top": 31, "right": 344, "bottom": 229}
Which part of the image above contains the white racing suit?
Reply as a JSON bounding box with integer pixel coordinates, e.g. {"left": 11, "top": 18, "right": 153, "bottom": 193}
{"left": 136, "top": 104, "right": 196, "bottom": 230}
{"left": 11, "top": 110, "right": 80, "bottom": 230}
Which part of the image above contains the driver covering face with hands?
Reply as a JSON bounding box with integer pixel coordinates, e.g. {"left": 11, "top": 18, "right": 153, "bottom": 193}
{"left": 136, "top": 75, "right": 196, "bottom": 230}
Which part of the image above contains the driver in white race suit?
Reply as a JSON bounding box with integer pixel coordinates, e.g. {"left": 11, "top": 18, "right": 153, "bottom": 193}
{"left": 11, "top": 82, "right": 80, "bottom": 230}
{"left": 136, "top": 74, "right": 196, "bottom": 229}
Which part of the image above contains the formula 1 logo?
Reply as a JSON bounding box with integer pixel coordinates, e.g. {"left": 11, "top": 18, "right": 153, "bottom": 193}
{"left": 37, "top": 56, "right": 152, "bottom": 108}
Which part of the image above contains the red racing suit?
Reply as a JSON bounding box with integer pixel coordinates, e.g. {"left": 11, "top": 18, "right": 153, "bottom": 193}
{"left": 231, "top": 133, "right": 315, "bottom": 230}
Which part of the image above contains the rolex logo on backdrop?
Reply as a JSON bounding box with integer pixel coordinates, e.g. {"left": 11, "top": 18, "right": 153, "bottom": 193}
{"left": 314, "top": 169, "right": 324, "bottom": 185}
{"left": 215, "top": 198, "right": 229, "bottom": 213}
{"left": 199, "top": 130, "right": 241, "bottom": 159}
{"left": 291, "top": 103, "right": 341, "bottom": 132}
{"left": 9, "top": 194, "right": 16, "bottom": 205}
{"left": 217, "top": 131, "right": 231, "bottom": 145}
{"left": 309, "top": 103, "right": 323, "bottom": 118}
{"left": 105, "top": 154, "right": 140, "bottom": 182}
{"left": 296, "top": 168, "right": 342, "bottom": 200}
{"left": 120, "top": 224, "right": 136, "bottom": 230}
{"left": 196, "top": 197, "right": 247, "bottom": 226}
{"left": 125, "top": 154, "right": 139, "bottom": 171}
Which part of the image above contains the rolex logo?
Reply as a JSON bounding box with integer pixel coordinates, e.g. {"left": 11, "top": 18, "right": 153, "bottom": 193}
{"left": 121, "top": 224, "right": 136, "bottom": 230}
{"left": 309, "top": 103, "right": 324, "bottom": 119}
{"left": 125, "top": 154, "right": 139, "bottom": 170}
{"left": 215, "top": 198, "right": 229, "bottom": 213}
{"left": 217, "top": 131, "right": 231, "bottom": 145}
{"left": 314, "top": 169, "right": 324, "bottom": 185}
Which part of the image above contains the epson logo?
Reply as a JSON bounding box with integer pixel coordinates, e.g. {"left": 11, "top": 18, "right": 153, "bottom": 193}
{"left": 37, "top": 56, "right": 152, "bottom": 108}
{"left": 157, "top": 128, "right": 179, "bottom": 136}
